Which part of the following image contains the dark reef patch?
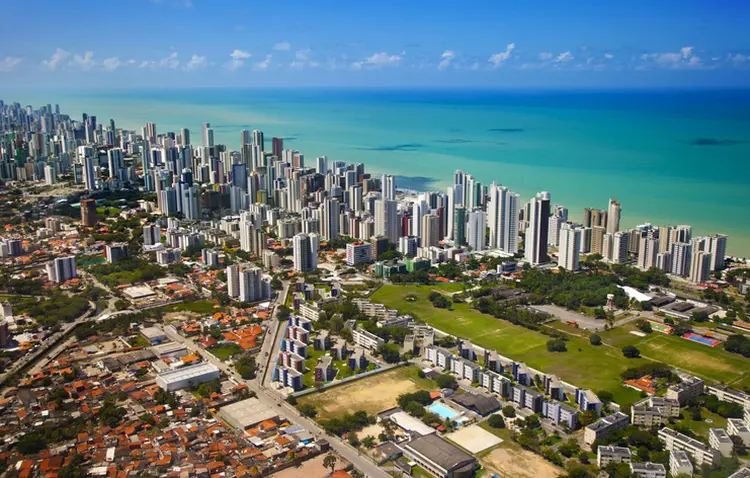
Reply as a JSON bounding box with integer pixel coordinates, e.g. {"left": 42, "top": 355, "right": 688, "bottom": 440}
{"left": 394, "top": 175, "right": 438, "bottom": 191}
{"left": 356, "top": 143, "right": 424, "bottom": 152}
{"left": 687, "top": 138, "right": 746, "bottom": 146}
{"left": 434, "top": 139, "right": 473, "bottom": 144}
{"left": 488, "top": 128, "right": 524, "bottom": 133}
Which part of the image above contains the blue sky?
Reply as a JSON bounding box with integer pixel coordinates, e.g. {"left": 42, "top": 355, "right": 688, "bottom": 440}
{"left": 1, "top": 0, "right": 749, "bottom": 88}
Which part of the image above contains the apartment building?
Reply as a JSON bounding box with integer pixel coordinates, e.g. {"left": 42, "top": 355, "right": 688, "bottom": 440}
{"left": 298, "top": 301, "right": 321, "bottom": 322}
{"left": 708, "top": 384, "right": 750, "bottom": 409}
{"left": 351, "top": 327, "right": 385, "bottom": 350}
{"left": 576, "top": 388, "right": 602, "bottom": 414}
{"left": 450, "top": 356, "right": 481, "bottom": 383}
{"left": 314, "top": 356, "right": 335, "bottom": 382}
{"left": 479, "top": 370, "right": 511, "bottom": 398}
{"left": 584, "top": 412, "right": 629, "bottom": 446}
{"left": 658, "top": 427, "right": 720, "bottom": 467}
{"left": 424, "top": 345, "right": 454, "bottom": 369}
{"left": 666, "top": 376, "right": 705, "bottom": 404}
{"left": 709, "top": 428, "right": 734, "bottom": 457}
{"left": 669, "top": 450, "right": 693, "bottom": 478}
{"left": 630, "top": 462, "right": 666, "bottom": 478}
{"left": 631, "top": 397, "right": 680, "bottom": 426}
{"left": 728, "top": 418, "right": 750, "bottom": 446}
{"left": 542, "top": 400, "right": 580, "bottom": 429}
{"left": 597, "top": 446, "right": 631, "bottom": 468}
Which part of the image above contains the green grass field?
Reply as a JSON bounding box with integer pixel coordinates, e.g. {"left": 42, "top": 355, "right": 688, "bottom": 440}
{"left": 674, "top": 407, "right": 728, "bottom": 439}
{"left": 371, "top": 284, "right": 644, "bottom": 405}
{"left": 210, "top": 343, "right": 243, "bottom": 360}
{"left": 372, "top": 284, "right": 750, "bottom": 404}
{"left": 162, "top": 300, "right": 223, "bottom": 315}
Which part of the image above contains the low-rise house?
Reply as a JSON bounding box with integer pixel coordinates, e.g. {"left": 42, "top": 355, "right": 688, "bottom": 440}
{"left": 597, "top": 446, "right": 631, "bottom": 469}
{"left": 630, "top": 462, "right": 667, "bottom": 478}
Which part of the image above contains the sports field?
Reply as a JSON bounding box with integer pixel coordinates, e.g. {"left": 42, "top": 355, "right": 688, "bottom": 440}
{"left": 296, "top": 365, "right": 435, "bottom": 420}
{"left": 372, "top": 284, "right": 750, "bottom": 401}
{"left": 371, "top": 284, "right": 644, "bottom": 405}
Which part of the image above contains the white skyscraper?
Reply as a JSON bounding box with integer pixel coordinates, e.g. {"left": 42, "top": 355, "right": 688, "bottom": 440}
{"left": 547, "top": 205, "right": 568, "bottom": 247}
{"left": 611, "top": 231, "right": 630, "bottom": 264}
{"left": 487, "top": 183, "right": 520, "bottom": 253}
{"left": 381, "top": 174, "right": 396, "bottom": 201}
{"left": 466, "top": 210, "right": 487, "bottom": 252}
{"left": 524, "top": 191, "right": 551, "bottom": 265}
{"left": 239, "top": 267, "right": 266, "bottom": 303}
{"left": 316, "top": 156, "right": 328, "bottom": 175}
{"left": 706, "top": 234, "right": 727, "bottom": 271}
{"left": 637, "top": 234, "right": 659, "bottom": 270}
{"left": 375, "top": 198, "right": 399, "bottom": 243}
{"left": 107, "top": 148, "right": 123, "bottom": 178}
{"left": 558, "top": 223, "right": 581, "bottom": 271}
{"left": 670, "top": 242, "right": 692, "bottom": 277}
{"left": 202, "top": 122, "right": 214, "bottom": 148}
{"left": 181, "top": 185, "right": 199, "bottom": 220}
{"left": 226, "top": 264, "right": 240, "bottom": 298}
{"left": 83, "top": 156, "right": 97, "bottom": 191}
{"left": 46, "top": 256, "right": 77, "bottom": 283}
{"left": 143, "top": 224, "right": 161, "bottom": 246}
{"left": 293, "top": 233, "right": 317, "bottom": 272}
{"left": 607, "top": 199, "right": 622, "bottom": 235}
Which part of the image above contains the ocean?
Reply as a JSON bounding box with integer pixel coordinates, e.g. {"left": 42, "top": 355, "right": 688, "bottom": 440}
{"left": 24, "top": 88, "right": 750, "bottom": 256}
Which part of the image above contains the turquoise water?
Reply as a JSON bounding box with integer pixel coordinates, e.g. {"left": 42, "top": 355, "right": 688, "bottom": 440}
{"left": 428, "top": 402, "right": 466, "bottom": 422}
{"left": 23, "top": 88, "right": 750, "bottom": 255}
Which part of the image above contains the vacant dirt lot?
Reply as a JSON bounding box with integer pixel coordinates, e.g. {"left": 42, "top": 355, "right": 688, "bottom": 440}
{"left": 297, "top": 366, "right": 433, "bottom": 420}
{"left": 482, "top": 447, "right": 564, "bottom": 478}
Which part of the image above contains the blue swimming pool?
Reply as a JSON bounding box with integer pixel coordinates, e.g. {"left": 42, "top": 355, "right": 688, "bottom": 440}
{"left": 428, "top": 403, "right": 467, "bottom": 422}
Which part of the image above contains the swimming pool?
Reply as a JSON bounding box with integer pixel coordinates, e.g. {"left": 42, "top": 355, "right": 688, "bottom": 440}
{"left": 427, "top": 403, "right": 467, "bottom": 423}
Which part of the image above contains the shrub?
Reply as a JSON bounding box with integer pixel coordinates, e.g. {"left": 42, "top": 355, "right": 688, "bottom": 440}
{"left": 488, "top": 414, "right": 505, "bottom": 428}
{"left": 547, "top": 339, "right": 567, "bottom": 352}
{"left": 622, "top": 345, "right": 641, "bottom": 358}
{"left": 589, "top": 334, "right": 602, "bottom": 346}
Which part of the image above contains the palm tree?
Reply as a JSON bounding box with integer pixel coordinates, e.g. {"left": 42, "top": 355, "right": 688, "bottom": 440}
{"left": 323, "top": 454, "right": 338, "bottom": 474}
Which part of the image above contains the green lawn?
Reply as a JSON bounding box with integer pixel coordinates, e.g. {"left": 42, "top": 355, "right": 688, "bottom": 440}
{"left": 674, "top": 407, "right": 728, "bottom": 439}
{"left": 210, "top": 343, "right": 243, "bottom": 360}
{"left": 372, "top": 284, "right": 644, "bottom": 406}
{"left": 162, "top": 300, "right": 223, "bottom": 315}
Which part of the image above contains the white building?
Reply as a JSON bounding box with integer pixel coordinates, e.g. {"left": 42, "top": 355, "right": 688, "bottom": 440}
{"left": 486, "top": 183, "right": 520, "bottom": 253}
{"left": 346, "top": 242, "right": 372, "bottom": 266}
{"left": 709, "top": 428, "right": 734, "bottom": 457}
{"left": 351, "top": 327, "right": 384, "bottom": 350}
{"left": 669, "top": 450, "right": 693, "bottom": 478}
{"left": 728, "top": 418, "right": 750, "bottom": 446}
{"left": 630, "top": 462, "right": 666, "bottom": 478}
{"left": 155, "top": 362, "right": 220, "bottom": 391}
{"left": 658, "top": 427, "right": 720, "bottom": 467}
{"left": 375, "top": 198, "right": 399, "bottom": 244}
{"left": 466, "top": 209, "right": 486, "bottom": 252}
{"left": 293, "top": 233, "right": 317, "bottom": 272}
{"left": 558, "top": 223, "right": 581, "bottom": 271}
{"left": 143, "top": 224, "right": 161, "bottom": 246}
{"left": 239, "top": 267, "right": 270, "bottom": 303}
{"left": 46, "top": 255, "right": 77, "bottom": 283}
{"left": 689, "top": 250, "right": 712, "bottom": 283}
{"left": 597, "top": 446, "right": 631, "bottom": 469}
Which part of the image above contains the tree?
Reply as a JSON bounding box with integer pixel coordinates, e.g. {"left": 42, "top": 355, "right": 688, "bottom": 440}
{"left": 378, "top": 343, "right": 401, "bottom": 363}
{"left": 596, "top": 390, "right": 614, "bottom": 404}
{"left": 435, "top": 374, "right": 457, "bottom": 389}
{"left": 488, "top": 414, "right": 505, "bottom": 428}
{"left": 298, "top": 403, "right": 317, "bottom": 418}
{"left": 323, "top": 454, "right": 338, "bottom": 474}
{"left": 547, "top": 339, "right": 567, "bottom": 352}
{"left": 580, "top": 409, "right": 598, "bottom": 426}
{"left": 635, "top": 319, "right": 652, "bottom": 333}
{"left": 559, "top": 438, "right": 581, "bottom": 458}
{"left": 362, "top": 435, "right": 376, "bottom": 448}
{"left": 502, "top": 405, "right": 516, "bottom": 418}
{"left": 692, "top": 310, "right": 709, "bottom": 322}
{"left": 589, "top": 334, "right": 602, "bottom": 346}
{"left": 622, "top": 345, "right": 641, "bottom": 358}
{"left": 277, "top": 305, "right": 291, "bottom": 321}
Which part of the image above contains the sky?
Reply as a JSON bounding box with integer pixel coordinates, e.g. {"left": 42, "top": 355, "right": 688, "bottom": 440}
{"left": 1, "top": 0, "right": 749, "bottom": 88}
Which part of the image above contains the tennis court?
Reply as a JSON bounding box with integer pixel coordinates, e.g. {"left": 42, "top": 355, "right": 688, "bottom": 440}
{"left": 683, "top": 333, "right": 721, "bottom": 347}
{"left": 649, "top": 321, "right": 672, "bottom": 334}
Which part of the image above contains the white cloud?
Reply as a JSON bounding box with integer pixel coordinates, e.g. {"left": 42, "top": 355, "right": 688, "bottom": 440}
{"left": 42, "top": 48, "right": 70, "bottom": 70}
{"left": 185, "top": 54, "right": 207, "bottom": 70}
{"left": 640, "top": 46, "right": 702, "bottom": 69}
{"left": 71, "top": 51, "right": 95, "bottom": 70}
{"left": 353, "top": 51, "right": 403, "bottom": 69}
{"left": 0, "top": 56, "right": 23, "bottom": 72}
{"left": 274, "top": 41, "right": 291, "bottom": 51}
{"left": 488, "top": 43, "right": 516, "bottom": 67}
{"left": 290, "top": 50, "right": 319, "bottom": 69}
{"left": 554, "top": 51, "right": 574, "bottom": 63}
{"left": 140, "top": 52, "right": 180, "bottom": 70}
{"left": 253, "top": 54, "right": 272, "bottom": 70}
{"left": 538, "top": 52, "right": 553, "bottom": 61}
{"left": 729, "top": 53, "right": 748, "bottom": 64}
{"left": 227, "top": 49, "right": 251, "bottom": 70}
{"left": 102, "top": 57, "right": 121, "bottom": 71}
{"left": 295, "top": 49, "right": 311, "bottom": 60}
{"left": 604, "top": 53, "right": 614, "bottom": 60}
{"left": 438, "top": 50, "right": 455, "bottom": 70}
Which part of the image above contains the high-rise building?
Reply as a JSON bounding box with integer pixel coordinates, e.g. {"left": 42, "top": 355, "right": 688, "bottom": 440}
{"left": 466, "top": 210, "right": 486, "bottom": 252}
{"left": 399, "top": 236, "right": 419, "bottom": 257}
{"left": 46, "top": 256, "right": 77, "bottom": 283}
{"left": 381, "top": 174, "right": 396, "bottom": 201}
{"left": 524, "top": 192, "right": 551, "bottom": 265}
{"left": 689, "top": 250, "right": 712, "bottom": 284}
{"left": 583, "top": 208, "right": 607, "bottom": 228}
{"left": 226, "top": 264, "right": 240, "bottom": 298}
{"left": 346, "top": 242, "right": 373, "bottom": 266}
{"left": 105, "top": 244, "right": 128, "bottom": 263}
{"left": 637, "top": 234, "right": 659, "bottom": 270}
{"left": 610, "top": 231, "right": 630, "bottom": 264}
{"left": 669, "top": 225, "right": 692, "bottom": 246}
{"left": 180, "top": 128, "right": 190, "bottom": 145}
{"left": 252, "top": 130, "right": 264, "bottom": 151}
{"left": 421, "top": 214, "right": 440, "bottom": 248}
{"left": 239, "top": 267, "right": 269, "bottom": 303}
{"left": 202, "top": 122, "right": 214, "bottom": 148}
{"left": 374, "top": 198, "right": 399, "bottom": 243}
{"left": 487, "top": 183, "right": 520, "bottom": 253}
{"left": 107, "top": 148, "right": 123, "bottom": 178}
{"left": 320, "top": 198, "right": 340, "bottom": 241}
{"left": 670, "top": 242, "right": 692, "bottom": 277}
{"left": 558, "top": 224, "right": 581, "bottom": 271}
{"left": 548, "top": 205, "right": 568, "bottom": 247}
{"left": 706, "top": 234, "right": 727, "bottom": 271}
{"left": 80, "top": 198, "right": 99, "bottom": 227}
{"left": 370, "top": 235, "right": 389, "bottom": 261}
{"left": 293, "top": 233, "right": 317, "bottom": 272}
{"left": 83, "top": 156, "right": 97, "bottom": 190}
{"left": 453, "top": 206, "right": 466, "bottom": 245}
{"left": 607, "top": 199, "right": 621, "bottom": 235}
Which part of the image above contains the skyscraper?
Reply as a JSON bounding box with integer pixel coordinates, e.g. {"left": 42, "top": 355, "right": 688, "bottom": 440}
{"left": 239, "top": 267, "right": 268, "bottom": 303}
{"left": 143, "top": 224, "right": 161, "bottom": 246}
{"left": 226, "top": 264, "right": 240, "bottom": 298}
{"left": 252, "top": 130, "right": 265, "bottom": 151}
{"left": 524, "top": 191, "right": 551, "bottom": 265}
{"left": 421, "top": 214, "right": 440, "bottom": 248}
{"left": 548, "top": 205, "right": 568, "bottom": 247}
{"left": 611, "top": 231, "right": 630, "bottom": 264}
{"left": 46, "top": 256, "right": 77, "bottom": 283}
{"left": 202, "top": 122, "right": 214, "bottom": 148}
{"left": 466, "top": 209, "right": 486, "bottom": 252}
{"left": 320, "top": 198, "right": 340, "bottom": 241}
{"left": 374, "top": 198, "right": 399, "bottom": 243}
{"left": 453, "top": 206, "right": 466, "bottom": 245}
{"left": 558, "top": 223, "right": 581, "bottom": 271}
{"left": 637, "top": 233, "right": 659, "bottom": 270}
{"left": 607, "top": 199, "right": 621, "bottom": 235}
{"left": 83, "top": 156, "right": 97, "bottom": 190}
{"left": 689, "top": 250, "right": 712, "bottom": 283}
{"left": 706, "top": 234, "right": 728, "bottom": 271}
{"left": 670, "top": 242, "right": 692, "bottom": 277}
{"left": 487, "top": 183, "right": 520, "bottom": 253}
{"left": 80, "top": 198, "right": 98, "bottom": 227}
{"left": 381, "top": 174, "right": 396, "bottom": 201}
{"left": 293, "top": 233, "right": 317, "bottom": 272}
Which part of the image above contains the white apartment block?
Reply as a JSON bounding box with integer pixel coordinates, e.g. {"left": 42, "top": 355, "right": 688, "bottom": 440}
{"left": 585, "top": 412, "right": 629, "bottom": 446}
{"left": 298, "top": 301, "right": 321, "bottom": 322}
{"left": 658, "top": 427, "right": 720, "bottom": 467}
{"left": 666, "top": 376, "right": 705, "bottom": 404}
{"left": 597, "top": 446, "right": 631, "bottom": 469}
{"left": 631, "top": 397, "right": 680, "bottom": 427}
{"left": 728, "top": 418, "right": 750, "bottom": 446}
{"left": 351, "top": 327, "right": 385, "bottom": 351}
{"left": 669, "top": 450, "right": 694, "bottom": 478}
{"left": 630, "top": 462, "right": 666, "bottom": 478}
{"left": 709, "top": 428, "right": 734, "bottom": 457}
{"left": 708, "top": 384, "right": 750, "bottom": 409}
{"left": 424, "top": 345, "right": 453, "bottom": 370}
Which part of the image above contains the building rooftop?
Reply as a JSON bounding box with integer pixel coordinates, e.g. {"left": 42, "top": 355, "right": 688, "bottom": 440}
{"left": 140, "top": 326, "right": 166, "bottom": 340}
{"left": 599, "top": 446, "right": 632, "bottom": 458}
{"left": 630, "top": 462, "right": 666, "bottom": 473}
{"left": 156, "top": 362, "right": 219, "bottom": 384}
{"left": 710, "top": 427, "right": 733, "bottom": 444}
{"left": 452, "top": 392, "right": 501, "bottom": 416}
{"left": 728, "top": 467, "right": 750, "bottom": 478}
{"left": 219, "top": 397, "right": 278, "bottom": 430}
{"left": 659, "top": 427, "right": 714, "bottom": 452}
{"left": 670, "top": 450, "right": 693, "bottom": 467}
{"left": 404, "top": 434, "right": 476, "bottom": 471}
